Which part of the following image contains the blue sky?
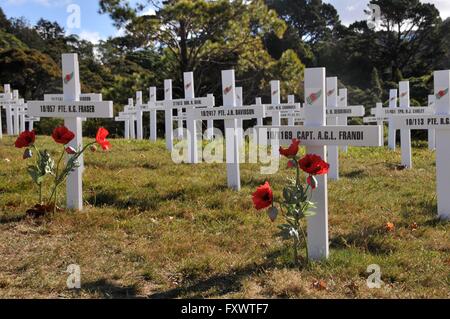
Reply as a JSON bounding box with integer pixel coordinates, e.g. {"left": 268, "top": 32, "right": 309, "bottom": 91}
{"left": 2, "top": 0, "right": 450, "bottom": 44}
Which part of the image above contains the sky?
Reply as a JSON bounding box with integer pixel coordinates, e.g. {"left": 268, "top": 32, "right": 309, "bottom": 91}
{"left": 1, "top": 0, "right": 450, "bottom": 44}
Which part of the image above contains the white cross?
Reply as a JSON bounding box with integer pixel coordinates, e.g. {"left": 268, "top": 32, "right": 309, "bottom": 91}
{"left": 427, "top": 95, "right": 436, "bottom": 150}
{"left": 134, "top": 91, "right": 145, "bottom": 140}
{"left": 391, "top": 70, "right": 450, "bottom": 220}
{"left": 186, "top": 69, "right": 264, "bottom": 190}
{"left": 368, "top": 82, "right": 435, "bottom": 168}
{"left": 18, "top": 105, "right": 40, "bottom": 132}
{"left": 326, "top": 77, "right": 339, "bottom": 180}
{"left": 337, "top": 88, "right": 364, "bottom": 153}
{"left": 162, "top": 73, "right": 215, "bottom": 162}
{"left": 0, "top": 84, "right": 13, "bottom": 136}
{"left": 388, "top": 89, "right": 398, "bottom": 150}
{"left": 115, "top": 100, "right": 136, "bottom": 140}
{"left": 260, "top": 68, "right": 383, "bottom": 260}
{"left": 27, "top": 53, "right": 113, "bottom": 211}
{"left": 273, "top": 82, "right": 364, "bottom": 182}
{"left": 119, "top": 98, "right": 136, "bottom": 139}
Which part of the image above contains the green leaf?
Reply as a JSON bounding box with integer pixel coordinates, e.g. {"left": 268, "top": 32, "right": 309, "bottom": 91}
{"left": 27, "top": 166, "right": 43, "bottom": 185}
{"left": 304, "top": 210, "right": 316, "bottom": 217}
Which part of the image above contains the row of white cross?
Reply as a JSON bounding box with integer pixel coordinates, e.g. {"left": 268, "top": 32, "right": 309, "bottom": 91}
{"left": 0, "top": 85, "right": 40, "bottom": 138}
{"left": 3, "top": 53, "right": 449, "bottom": 262}
{"left": 114, "top": 76, "right": 364, "bottom": 182}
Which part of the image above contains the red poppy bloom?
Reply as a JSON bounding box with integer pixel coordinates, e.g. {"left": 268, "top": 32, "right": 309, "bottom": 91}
{"left": 299, "top": 154, "right": 330, "bottom": 176}
{"left": 279, "top": 139, "right": 300, "bottom": 158}
{"left": 52, "top": 126, "right": 75, "bottom": 145}
{"left": 252, "top": 182, "right": 273, "bottom": 210}
{"left": 96, "top": 127, "right": 111, "bottom": 151}
{"left": 15, "top": 130, "right": 36, "bottom": 148}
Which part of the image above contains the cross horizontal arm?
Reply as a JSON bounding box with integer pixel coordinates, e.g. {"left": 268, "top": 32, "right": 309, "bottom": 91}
{"left": 188, "top": 105, "right": 265, "bottom": 121}
{"left": 257, "top": 125, "right": 383, "bottom": 147}
{"left": 28, "top": 101, "right": 113, "bottom": 118}
{"left": 371, "top": 106, "right": 433, "bottom": 116}
{"left": 392, "top": 114, "right": 450, "bottom": 129}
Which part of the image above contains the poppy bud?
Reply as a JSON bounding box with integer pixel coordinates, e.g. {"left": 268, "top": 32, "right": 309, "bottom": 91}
{"left": 65, "top": 146, "right": 76, "bottom": 155}
{"left": 23, "top": 148, "right": 33, "bottom": 160}
{"left": 90, "top": 145, "right": 97, "bottom": 152}
{"left": 268, "top": 206, "right": 278, "bottom": 222}
{"left": 307, "top": 176, "right": 318, "bottom": 189}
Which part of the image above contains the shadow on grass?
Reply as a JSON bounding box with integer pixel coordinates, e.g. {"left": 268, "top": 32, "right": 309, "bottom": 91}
{"left": 330, "top": 226, "right": 396, "bottom": 255}
{"left": 81, "top": 279, "right": 141, "bottom": 299}
{"left": 85, "top": 189, "right": 187, "bottom": 211}
{"left": 340, "top": 169, "right": 366, "bottom": 179}
{"left": 0, "top": 214, "right": 27, "bottom": 224}
{"left": 148, "top": 248, "right": 307, "bottom": 299}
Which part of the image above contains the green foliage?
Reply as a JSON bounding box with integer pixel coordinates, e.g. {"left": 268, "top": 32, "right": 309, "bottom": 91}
{"left": 0, "top": 30, "right": 28, "bottom": 50}
{"left": 371, "top": 68, "right": 383, "bottom": 100}
{"left": 0, "top": 0, "right": 449, "bottom": 140}
{"left": 0, "top": 48, "right": 60, "bottom": 100}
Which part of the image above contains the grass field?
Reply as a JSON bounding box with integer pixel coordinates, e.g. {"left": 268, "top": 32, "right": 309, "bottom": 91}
{"left": 0, "top": 135, "right": 448, "bottom": 299}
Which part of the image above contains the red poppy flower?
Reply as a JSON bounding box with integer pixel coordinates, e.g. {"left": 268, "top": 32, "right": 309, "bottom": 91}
{"left": 96, "top": 127, "right": 111, "bottom": 151}
{"left": 52, "top": 126, "right": 75, "bottom": 145}
{"left": 252, "top": 182, "right": 273, "bottom": 210}
{"left": 299, "top": 154, "right": 330, "bottom": 176}
{"left": 15, "top": 130, "right": 36, "bottom": 148}
{"left": 279, "top": 139, "right": 300, "bottom": 158}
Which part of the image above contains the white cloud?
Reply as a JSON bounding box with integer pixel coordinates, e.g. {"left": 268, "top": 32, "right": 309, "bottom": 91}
{"left": 77, "top": 30, "right": 103, "bottom": 44}
{"left": 139, "top": 7, "right": 156, "bottom": 16}
{"left": 324, "top": 0, "right": 450, "bottom": 26}
{"left": 424, "top": 0, "right": 450, "bottom": 19}
{"left": 6, "top": 0, "right": 72, "bottom": 6}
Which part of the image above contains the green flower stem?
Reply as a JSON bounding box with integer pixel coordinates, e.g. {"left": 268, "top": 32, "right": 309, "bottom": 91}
{"left": 49, "top": 149, "right": 66, "bottom": 212}
{"left": 31, "top": 144, "right": 43, "bottom": 204}
{"left": 299, "top": 222, "right": 309, "bottom": 264}
{"left": 48, "top": 142, "right": 96, "bottom": 210}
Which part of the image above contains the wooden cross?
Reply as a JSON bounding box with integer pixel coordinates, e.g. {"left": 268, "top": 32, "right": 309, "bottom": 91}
{"left": 0, "top": 84, "right": 13, "bottom": 136}
{"left": 163, "top": 73, "right": 215, "bottom": 162}
{"left": 260, "top": 68, "right": 382, "bottom": 260}
{"left": 369, "top": 82, "right": 435, "bottom": 168}
{"left": 391, "top": 70, "right": 450, "bottom": 220}
{"left": 27, "top": 53, "right": 113, "bottom": 211}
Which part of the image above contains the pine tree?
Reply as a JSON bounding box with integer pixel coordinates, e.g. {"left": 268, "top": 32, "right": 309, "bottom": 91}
{"left": 371, "top": 67, "right": 383, "bottom": 100}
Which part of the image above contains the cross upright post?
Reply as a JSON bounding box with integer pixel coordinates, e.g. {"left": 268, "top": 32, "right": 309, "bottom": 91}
{"left": 388, "top": 89, "right": 398, "bottom": 150}
{"left": 326, "top": 77, "right": 339, "bottom": 180}
{"left": 399, "top": 81, "right": 412, "bottom": 168}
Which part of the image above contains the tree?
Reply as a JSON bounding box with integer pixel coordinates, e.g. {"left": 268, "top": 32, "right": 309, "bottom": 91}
{"left": 371, "top": 67, "right": 383, "bottom": 100}
{"left": 266, "top": 0, "right": 340, "bottom": 44}
{"left": 99, "top": 0, "right": 287, "bottom": 97}
{"left": 0, "top": 7, "right": 11, "bottom": 31}
{"left": 0, "top": 48, "right": 60, "bottom": 99}
{"left": 367, "top": 0, "right": 441, "bottom": 79}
